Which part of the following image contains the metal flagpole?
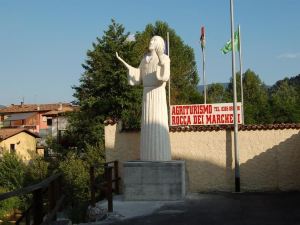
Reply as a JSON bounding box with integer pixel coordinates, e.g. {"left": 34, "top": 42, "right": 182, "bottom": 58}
{"left": 238, "top": 25, "right": 244, "bottom": 124}
{"left": 202, "top": 46, "right": 206, "bottom": 104}
{"left": 167, "top": 32, "right": 171, "bottom": 125}
{"left": 230, "top": 0, "right": 240, "bottom": 192}
{"left": 200, "top": 27, "right": 206, "bottom": 104}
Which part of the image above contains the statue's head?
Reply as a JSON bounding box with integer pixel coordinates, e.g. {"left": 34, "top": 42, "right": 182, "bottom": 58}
{"left": 149, "top": 36, "right": 165, "bottom": 54}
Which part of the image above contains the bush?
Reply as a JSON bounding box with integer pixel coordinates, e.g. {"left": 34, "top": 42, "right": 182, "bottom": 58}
{"left": 24, "top": 156, "right": 49, "bottom": 186}
{"left": 58, "top": 152, "right": 90, "bottom": 222}
{"left": 59, "top": 152, "right": 89, "bottom": 202}
{"left": 0, "top": 153, "right": 26, "bottom": 190}
{"left": 0, "top": 187, "right": 21, "bottom": 219}
{"left": 84, "top": 143, "right": 105, "bottom": 166}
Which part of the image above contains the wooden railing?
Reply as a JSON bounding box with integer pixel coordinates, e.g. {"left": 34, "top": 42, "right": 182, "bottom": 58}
{"left": 0, "top": 173, "right": 64, "bottom": 225}
{"left": 90, "top": 160, "right": 120, "bottom": 212}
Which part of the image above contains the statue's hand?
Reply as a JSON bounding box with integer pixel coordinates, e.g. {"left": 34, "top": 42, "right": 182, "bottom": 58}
{"left": 115, "top": 52, "right": 130, "bottom": 69}
{"left": 155, "top": 47, "right": 164, "bottom": 57}
{"left": 116, "top": 52, "right": 120, "bottom": 60}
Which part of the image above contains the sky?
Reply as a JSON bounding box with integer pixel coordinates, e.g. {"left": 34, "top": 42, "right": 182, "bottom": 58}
{"left": 0, "top": 0, "right": 299, "bottom": 106}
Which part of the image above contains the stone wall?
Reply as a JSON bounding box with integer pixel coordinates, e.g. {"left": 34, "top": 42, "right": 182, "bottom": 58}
{"left": 105, "top": 123, "right": 300, "bottom": 192}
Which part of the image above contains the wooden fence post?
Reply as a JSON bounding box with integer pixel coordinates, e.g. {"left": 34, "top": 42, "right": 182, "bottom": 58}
{"left": 106, "top": 166, "right": 113, "bottom": 212}
{"left": 25, "top": 212, "right": 31, "bottom": 225}
{"left": 113, "top": 161, "right": 119, "bottom": 194}
{"left": 48, "top": 181, "right": 56, "bottom": 215}
{"left": 33, "top": 189, "right": 43, "bottom": 225}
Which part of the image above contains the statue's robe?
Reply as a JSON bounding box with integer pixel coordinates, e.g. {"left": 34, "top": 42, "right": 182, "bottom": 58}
{"left": 127, "top": 53, "right": 171, "bottom": 161}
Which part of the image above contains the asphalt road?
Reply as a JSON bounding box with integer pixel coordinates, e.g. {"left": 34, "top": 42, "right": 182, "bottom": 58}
{"left": 102, "top": 192, "right": 300, "bottom": 225}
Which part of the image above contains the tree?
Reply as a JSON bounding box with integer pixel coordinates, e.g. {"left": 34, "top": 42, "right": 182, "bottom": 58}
{"left": 269, "top": 79, "right": 300, "bottom": 123}
{"left": 58, "top": 152, "right": 90, "bottom": 222}
{"left": 226, "top": 72, "right": 248, "bottom": 103}
{"left": 134, "top": 21, "right": 201, "bottom": 104}
{"left": 24, "top": 155, "right": 49, "bottom": 186}
{"left": 0, "top": 152, "right": 25, "bottom": 190}
{"left": 70, "top": 19, "right": 142, "bottom": 148}
{"left": 242, "top": 70, "right": 272, "bottom": 124}
{"left": 207, "top": 83, "right": 227, "bottom": 103}
{"left": 227, "top": 69, "right": 272, "bottom": 124}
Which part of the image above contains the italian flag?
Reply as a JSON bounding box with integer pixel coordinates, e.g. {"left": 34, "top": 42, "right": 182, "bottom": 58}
{"left": 200, "top": 26, "right": 205, "bottom": 50}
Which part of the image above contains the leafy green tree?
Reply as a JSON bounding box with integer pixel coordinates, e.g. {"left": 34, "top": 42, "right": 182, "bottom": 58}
{"left": 59, "top": 152, "right": 89, "bottom": 202}
{"left": 242, "top": 70, "right": 272, "bottom": 124}
{"left": 227, "top": 70, "right": 272, "bottom": 124}
{"left": 24, "top": 156, "right": 49, "bottom": 186}
{"left": 134, "top": 21, "right": 201, "bottom": 104}
{"left": 0, "top": 152, "right": 26, "bottom": 190}
{"left": 64, "top": 112, "right": 105, "bottom": 151}
{"left": 269, "top": 79, "right": 300, "bottom": 123}
{"left": 70, "top": 19, "right": 142, "bottom": 148}
{"left": 207, "top": 83, "right": 227, "bottom": 103}
{"left": 226, "top": 72, "right": 247, "bottom": 103}
{"left": 58, "top": 152, "right": 90, "bottom": 222}
{"left": 84, "top": 143, "right": 105, "bottom": 166}
{"left": 288, "top": 74, "right": 300, "bottom": 90}
{"left": 287, "top": 74, "right": 300, "bottom": 122}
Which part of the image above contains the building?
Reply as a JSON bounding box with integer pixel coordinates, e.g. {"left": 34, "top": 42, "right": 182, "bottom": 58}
{"left": 0, "top": 128, "right": 41, "bottom": 161}
{"left": 0, "top": 103, "right": 77, "bottom": 138}
{"left": 0, "top": 105, "right": 6, "bottom": 128}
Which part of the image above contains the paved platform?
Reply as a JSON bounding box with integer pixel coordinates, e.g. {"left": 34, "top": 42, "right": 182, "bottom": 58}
{"left": 84, "top": 192, "right": 300, "bottom": 225}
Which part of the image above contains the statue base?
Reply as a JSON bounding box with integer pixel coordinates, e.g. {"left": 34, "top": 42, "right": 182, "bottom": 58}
{"left": 123, "top": 160, "right": 185, "bottom": 201}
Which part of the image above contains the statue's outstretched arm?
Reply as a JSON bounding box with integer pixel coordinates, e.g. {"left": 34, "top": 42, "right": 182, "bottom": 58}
{"left": 116, "top": 52, "right": 141, "bottom": 85}
{"left": 116, "top": 52, "right": 131, "bottom": 69}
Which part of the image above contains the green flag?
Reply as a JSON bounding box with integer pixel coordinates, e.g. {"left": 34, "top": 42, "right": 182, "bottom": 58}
{"left": 221, "top": 30, "right": 239, "bottom": 54}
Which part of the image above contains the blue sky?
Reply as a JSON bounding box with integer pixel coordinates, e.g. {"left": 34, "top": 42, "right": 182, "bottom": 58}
{"left": 0, "top": 0, "right": 299, "bottom": 106}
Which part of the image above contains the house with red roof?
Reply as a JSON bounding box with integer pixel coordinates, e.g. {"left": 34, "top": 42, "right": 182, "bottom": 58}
{"left": 0, "top": 103, "right": 77, "bottom": 138}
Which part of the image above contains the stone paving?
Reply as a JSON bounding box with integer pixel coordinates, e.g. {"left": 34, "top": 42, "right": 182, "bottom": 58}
{"left": 86, "top": 192, "right": 300, "bottom": 225}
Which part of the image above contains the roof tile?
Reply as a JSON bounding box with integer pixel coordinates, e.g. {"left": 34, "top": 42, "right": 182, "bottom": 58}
{"left": 0, "top": 128, "right": 40, "bottom": 140}
{"left": 0, "top": 103, "right": 75, "bottom": 114}
{"left": 103, "top": 120, "right": 300, "bottom": 132}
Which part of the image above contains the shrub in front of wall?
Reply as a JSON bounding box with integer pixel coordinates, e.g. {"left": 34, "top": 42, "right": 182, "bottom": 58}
{"left": 0, "top": 187, "right": 21, "bottom": 220}
{"left": 0, "top": 153, "right": 26, "bottom": 190}
{"left": 24, "top": 155, "right": 49, "bottom": 186}
{"left": 59, "top": 152, "right": 89, "bottom": 202}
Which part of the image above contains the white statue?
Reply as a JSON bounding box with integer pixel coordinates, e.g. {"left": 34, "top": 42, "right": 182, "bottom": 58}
{"left": 116, "top": 36, "right": 171, "bottom": 161}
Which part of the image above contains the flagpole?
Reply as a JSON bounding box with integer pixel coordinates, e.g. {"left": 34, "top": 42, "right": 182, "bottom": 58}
{"left": 167, "top": 32, "right": 171, "bottom": 124}
{"left": 200, "top": 27, "right": 206, "bottom": 104}
{"left": 230, "top": 0, "right": 240, "bottom": 192}
{"left": 202, "top": 47, "right": 206, "bottom": 104}
{"left": 238, "top": 25, "right": 244, "bottom": 124}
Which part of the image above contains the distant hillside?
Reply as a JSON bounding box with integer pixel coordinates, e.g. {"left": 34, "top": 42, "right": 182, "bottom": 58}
{"left": 0, "top": 105, "right": 5, "bottom": 109}
{"left": 197, "top": 83, "right": 229, "bottom": 92}
{"left": 197, "top": 74, "right": 300, "bottom": 93}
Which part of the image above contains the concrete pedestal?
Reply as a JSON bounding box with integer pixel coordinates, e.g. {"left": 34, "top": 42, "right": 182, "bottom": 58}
{"left": 123, "top": 161, "right": 185, "bottom": 201}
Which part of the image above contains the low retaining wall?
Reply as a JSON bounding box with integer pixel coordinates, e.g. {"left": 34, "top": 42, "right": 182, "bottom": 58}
{"left": 105, "top": 123, "right": 300, "bottom": 192}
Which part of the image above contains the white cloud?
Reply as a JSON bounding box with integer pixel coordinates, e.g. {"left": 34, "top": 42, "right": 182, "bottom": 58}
{"left": 277, "top": 52, "right": 300, "bottom": 59}
{"left": 126, "top": 34, "right": 136, "bottom": 42}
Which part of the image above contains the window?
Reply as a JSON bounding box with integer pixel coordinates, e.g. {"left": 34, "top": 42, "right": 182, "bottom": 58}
{"left": 47, "top": 118, "right": 52, "bottom": 126}
{"left": 10, "top": 144, "right": 15, "bottom": 153}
